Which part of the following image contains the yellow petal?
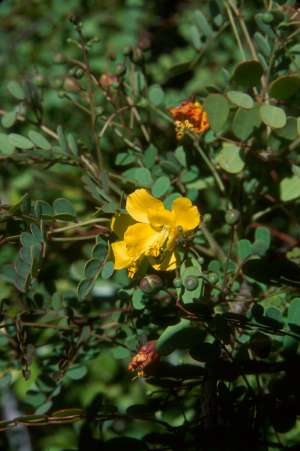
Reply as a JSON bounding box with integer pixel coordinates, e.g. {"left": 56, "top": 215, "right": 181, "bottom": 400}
{"left": 147, "top": 208, "right": 174, "bottom": 230}
{"left": 126, "top": 189, "right": 165, "bottom": 223}
{"left": 150, "top": 251, "right": 178, "bottom": 271}
{"left": 171, "top": 197, "right": 200, "bottom": 232}
{"left": 124, "top": 223, "right": 160, "bottom": 258}
{"left": 111, "top": 213, "right": 136, "bottom": 239}
{"left": 111, "top": 240, "right": 133, "bottom": 270}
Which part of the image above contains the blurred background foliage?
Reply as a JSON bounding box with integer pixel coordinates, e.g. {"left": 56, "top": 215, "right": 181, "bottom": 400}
{"left": 1, "top": 0, "right": 300, "bottom": 449}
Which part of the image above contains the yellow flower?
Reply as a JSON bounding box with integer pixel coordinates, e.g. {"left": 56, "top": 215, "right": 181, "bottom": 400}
{"left": 169, "top": 100, "right": 209, "bottom": 140}
{"left": 111, "top": 189, "right": 200, "bottom": 278}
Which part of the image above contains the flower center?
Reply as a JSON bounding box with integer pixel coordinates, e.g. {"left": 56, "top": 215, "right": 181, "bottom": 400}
{"left": 175, "top": 119, "right": 194, "bottom": 139}
{"left": 128, "top": 261, "right": 138, "bottom": 278}
{"left": 145, "top": 225, "right": 171, "bottom": 259}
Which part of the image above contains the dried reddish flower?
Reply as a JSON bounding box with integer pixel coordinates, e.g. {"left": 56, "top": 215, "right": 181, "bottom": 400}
{"left": 99, "top": 73, "right": 118, "bottom": 89}
{"left": 169, "top": 100, "right": 209, "bottom": 140}
{"left": 128, "top": 340, "right": 160, "bottom": 378}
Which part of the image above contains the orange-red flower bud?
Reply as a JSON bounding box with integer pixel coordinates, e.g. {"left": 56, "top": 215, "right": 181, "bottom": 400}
{"left": 169, "top": 100, "right": 209, "bottom": 140}
{"left": 128, "top": 341, "right": 160, "bottom": 378}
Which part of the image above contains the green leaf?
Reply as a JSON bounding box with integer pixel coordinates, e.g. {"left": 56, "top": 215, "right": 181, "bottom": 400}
{"left": 30, "top": 224, "right": 43, "bottom": 242}
{"left": 9, "top": 133, "right": 34, "bottom": 149}
{"left": 227, "top": 91, "right": 254, "bottom": 109}
{"left": 112, "top": 346, "right": 131, "bottom": 359}
{"left": 34, "top": 200, "right": 53, "bottom": 218}
{"left": 53, "top": 198, "right": 76, "bottom": 219}
{"left": 28, "top": 130, "right": 51, "bottom": 150}
{"left": 180, "top": 165, "right": 199, "bottom": 182}
{"left": 0, "top": 133, "right": 15, "bottom": 155}
{"left": 275, "top": 117, "right": 298, "bottom": 140}
{"left": 7, "top": 80, "right": 25, "bottom": 100}
{"left": 77, "top": 279, "right": 94, "bottom": 301}
{"left": 252, "top": 227, "right": 271, "bottom": 256}
{"left": 265, "top": 307, "right": 283, "bottom": 327}
{"left": 194, "top": 10, "right": 213, "bottom": 36}
{"left": 142, "top": 144, "right": 157, "bottom": 168}
{"left": 148, "top": 84, "right": 164, "bottom": 106}
{"left": 255, "top": 13, "right": 276, "bottom": 39}
{"left": 116, "top": 152, "right": 135, "bottom": 166}
{"left": 283, "top": 335, "right": 298, "bottom": 355}
{"left": 157, "top": 319, "right": 205, "bottom": 355}
{"left": 254, "top": 32, "right": 271, "bottom": 57}
{"left": 203, "top": 94, "right": 229, "bottom": 133}
{"left": 67, "top": 133, "right": 78, "bottom": 156}
{"left": 1, "top": 111, "right": 17, "bottom": 128}
{"left": 288, "top": 298, "right": 300, "bottom": 328}
{"left": 57, "top": 125, "right": 68, "bottom": 153}
{"left": 132, "top": 289, "right": 145, "bottom": 310}
{"left": 259, "top": 104, "right": 287, "bottom": 129}
{"left": 232, "top": 107, "right": 261, "bottom": 140}
{"left": 280, "top": 175, "right": 300, "bottom": 202}
{"left": 174, "top": 146, "right": 187, "bottom": 167}
{"left": 298, "top": 118, "right": 300, "bottom": 137}
{"left": 101, "top": 261, "right": 114, "bottom": 279}
{"left": 35, "top": 401, "right": 53, "bottom": 415}
{"left": 93, "top": 241, "right": 107, "bottom": 259}
{"left": 20, "top": 232, "right": 37, "bottom": 247}
{"left": 231, "top": 60, "right": 263, "bottom": 88}
{"left": 84, "top": 258, "right": 101, "bottom": 279}
{"left": 67, "top": 366, "right": 87, "bottom": 380}
{"left": 151, "top": 176, "right": 171, "bottom": 197}
{"left": 164, "top": 192, "right": 181, "bottom": 209}
{"left": 237, "top": 239, "right": 253, "bottom": 260}
{"left": 165, "top": 61, "right": 193, "bottom": 80}
{"left": 190, "top": 25, "right": 202, "bottom": 50}
{"left": 217, "top": 143, "right": 244, "bottom": 174}
{"left": 123, "top": 167, "right": 152, "bottom": 187}
{"left": 269, "top": 75, "right": 300, "bottom": 101}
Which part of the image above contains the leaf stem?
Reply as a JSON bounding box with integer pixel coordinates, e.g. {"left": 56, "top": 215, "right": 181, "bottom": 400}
{"left": 193, "top": 139, "right": 225, "bottom": 194}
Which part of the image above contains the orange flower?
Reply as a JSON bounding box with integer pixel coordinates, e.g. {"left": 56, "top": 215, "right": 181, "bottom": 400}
{"left": 128, "top": 341, "right": 160, "bottom": 378}
{"left": 169, "top": 100, "right": 209, "bottom": 140}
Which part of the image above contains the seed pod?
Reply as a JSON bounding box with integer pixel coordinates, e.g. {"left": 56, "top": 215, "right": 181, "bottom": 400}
{"left": 208, "top": 272, "right": 219, "bottom": 285}
{"left": 139, "top": 274, "right": 163, "bottom": 294}
{"left": 74, "top": 68, "right": 84, "bottom": 79}
{"left": 63, "top": 77, "right": 81, "bottom": 92}
{"left": 184, "top": 275, "right": 198, "bottom": 291}
{"left": 225, "top": 208, "right": 241, "bottom": 225}
{"left": 115, "top": 63, "right": 126, "bottom": 76}
{"left": 173, "top": 277, "right": 182, "bottom": 288}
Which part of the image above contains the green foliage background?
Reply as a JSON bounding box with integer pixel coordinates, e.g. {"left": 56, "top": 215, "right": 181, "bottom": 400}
{"left": 1, "top": 0, "right": 300, "bottom": 449}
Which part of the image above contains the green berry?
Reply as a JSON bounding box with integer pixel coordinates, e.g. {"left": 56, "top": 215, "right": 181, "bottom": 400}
{"left": 225, "top": 209, "right": 241, "bottom": 226}
{"left": 184, "top": 276, "right": 198, "bottom": 291}
{"left": 74, "top": 68, "right": 84, "bottom": 79}
{"left": 139, "top": 274, "right": 163, "bottom": 294}
{"left": 261, "top": 12, "right": 273, "bottom": 23}
{"left": 208, "top": 272, "right": 219, "bottom": 285}
{"left": 173, "top": 277, "right": 182, "bottom": 289}
{"left": 115, "top": 63, "right": 126, "bottom": 76}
